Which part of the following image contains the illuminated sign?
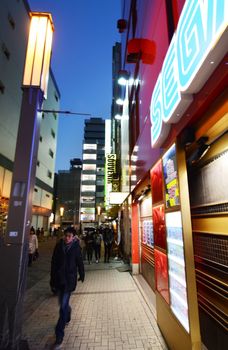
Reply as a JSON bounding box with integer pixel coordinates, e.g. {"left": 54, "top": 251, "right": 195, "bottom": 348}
{"left": 150, "top": 0, "right": 228, "bottom": 147}
{"left": 106, "top": 154, "right": 116, "bottom": 185}
{"left": 109, "top": 192, "right": 129, "bottom": 205}
{"left": 162, "top": 144, "right": 180, "bottom": 208}
{"left": 105, "top": 154, "right": 116, "bottom": 208}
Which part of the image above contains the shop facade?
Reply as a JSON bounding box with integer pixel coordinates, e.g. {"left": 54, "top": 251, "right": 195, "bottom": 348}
{"left": 119, "top": 1, "right": 227, "bottom": 349}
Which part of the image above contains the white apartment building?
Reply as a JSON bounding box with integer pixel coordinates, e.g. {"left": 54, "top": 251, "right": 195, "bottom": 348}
{"left": 0, "top": 0, "right": 60, "bottom": 233}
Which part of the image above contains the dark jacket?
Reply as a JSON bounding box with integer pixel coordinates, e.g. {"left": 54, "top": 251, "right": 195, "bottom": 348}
{"left": 50, "top": 238, "right": 85, "bottom": 292}
{"left": 103, "top": 228, "right": 114, "bottom": 245}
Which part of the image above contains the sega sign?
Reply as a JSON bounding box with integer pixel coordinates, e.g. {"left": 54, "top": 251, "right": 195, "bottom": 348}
{"left": 150, "top": 0, "right": 228, "bottom": 147}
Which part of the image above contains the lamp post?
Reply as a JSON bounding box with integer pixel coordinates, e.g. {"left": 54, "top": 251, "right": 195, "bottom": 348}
{"left": 0, "top": 13, "right": 54, "bottom": 350}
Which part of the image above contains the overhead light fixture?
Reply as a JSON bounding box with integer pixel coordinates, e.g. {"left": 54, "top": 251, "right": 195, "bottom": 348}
{"left": 117, "top": 69, "right": 129, "bottom": 86}
{"left": 116, "top": 98, "right": 124, "bottom": 105}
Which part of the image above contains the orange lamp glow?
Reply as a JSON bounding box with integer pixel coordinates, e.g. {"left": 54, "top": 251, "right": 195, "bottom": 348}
{"left": 60, "top": 207, "right": 64, "bottom": 217}
{"left": 23, "top": 12, "right": 54, "bottom": 98}
{"left": 97, "top": 206, "right": 101, "bottom": 216}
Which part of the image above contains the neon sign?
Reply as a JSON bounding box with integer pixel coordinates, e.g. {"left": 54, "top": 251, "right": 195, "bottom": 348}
{"left": 150, "top": 0, "right": 228, "bottom": 147}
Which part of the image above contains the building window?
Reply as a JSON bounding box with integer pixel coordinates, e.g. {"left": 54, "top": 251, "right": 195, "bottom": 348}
{"left": 2, "top": 43, "right": 10, "bottom": 60}
{"left": 34, "top": 188, "right": 38, "bottom": 192}
{"left": 97, "top": 155, "right": 104, "bottom": 160}
{"left": 83, "top": 164, "right": 96, "bottom": 171}
{"left": 49, "top": 149, "right": 54, "bottom": 158}
{"left": 39, "top": 136, "right": 43, "bottom": 142}
{"left": 47, "top": 170, "right": 52, "bottom": 179}
{"left": 53, "top": 112, "right": 57, "bottom": 120}
{"left": 80, "top": 207, "right": 95, "bottom": 214}
{"left": 46, "top": 194, "right": 50, "bottom": 198}
{"left": 51, "top": 129, "right": 56, "bottom": 138}
{"left": 42, "top": 113, "right": 45, "bottom": 119}
{"left": 83, "top": 144, "right": 97, "bottom": 150}
{"left": 82, "top": 174, "right": 96, "bottom": 181}
{"left": 8, "top": 13, "right": 15, "bottom": 29}
{"left": 97, "top": 167, "right": 104, "bottom": 173}
{"left": 81, "top": 213, "right": 95, "bottom": 221}
{"left": 0, "top": 80, "right": 5, "bottom": 94}
{"left": 81, "top": 196, "right": 95, "bottom": 203}
{"left": 37, "top": 160, "right": 40, "bottom": 167}
{"left": 96, "top": 179, "right": 104, "bottom": 186}
{"left": 83, "top": 153, "right": 97, "bottom": 160}
{"left": 81, "top": 185, "right": 96, "bottom": 192}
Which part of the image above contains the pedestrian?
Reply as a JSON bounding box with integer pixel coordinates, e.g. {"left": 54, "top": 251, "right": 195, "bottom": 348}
{"left": 85, "top": 228, "right": 94, "bottom": 264}
{"left": 93, "top": 228, "right": 102, "bottom": 263}
{"left": 50, "top": 226, "right": 85, "bottom": 349}
{"left": 28, "top": 227, "right": 38, "bottom": 266}
{"left": 79, "top": 232, "right": 87, "bottom": 260}
{"left": 40, "top": 227, "right": 44, "bottom": 241}
{"left": 36, "top": 227, "right": 41, "bottom": 238}
{"left": 103, "top": 225, "right": 114, "bottom": 263}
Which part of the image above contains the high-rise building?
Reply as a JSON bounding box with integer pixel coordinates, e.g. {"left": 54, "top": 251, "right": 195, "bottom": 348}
{"left": 55, "top": 158, "right": 82, "bottom": 227}
{"left": 80, "top": 118, "right": 105, "bottom": 223}
{"left": 0, "top": 0, "right": 60, "bottom": 234}
{"left": 111, "top": 42, "right": 121, "bottom": 156}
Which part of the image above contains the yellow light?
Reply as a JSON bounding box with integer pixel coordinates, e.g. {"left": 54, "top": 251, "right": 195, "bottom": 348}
{"left": 60, "top": 207, "right": 64, "bottom": 217}
{"left": 23, "top": 12, "right": 54, "bottom": 98}
{"left": 97, "top": 206, "right": 101, "bottom": 216}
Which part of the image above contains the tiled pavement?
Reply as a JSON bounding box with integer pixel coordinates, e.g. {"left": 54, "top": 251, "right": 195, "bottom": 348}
{"left": 22, "top": 240, "right": 168, "bottom": 350}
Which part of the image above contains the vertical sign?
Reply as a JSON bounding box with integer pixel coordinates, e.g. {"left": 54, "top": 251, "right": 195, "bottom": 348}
{"left": 105, "top": 154, "right": 116, "bottom": 208}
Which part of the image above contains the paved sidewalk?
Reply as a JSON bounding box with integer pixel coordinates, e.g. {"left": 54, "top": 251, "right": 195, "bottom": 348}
{"left": 22, "top": 242, "right": 167, "bottom": 350}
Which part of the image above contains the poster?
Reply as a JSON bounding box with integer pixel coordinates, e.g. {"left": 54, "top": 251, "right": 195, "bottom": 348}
{"left": 141, "top": 219, "right": 153, "bottom": 246}
{"left": 166, "top": 211, "right": 189, "bottom": 332}
{"left": 162, "top": 144, "right": 180, "bottom": 208}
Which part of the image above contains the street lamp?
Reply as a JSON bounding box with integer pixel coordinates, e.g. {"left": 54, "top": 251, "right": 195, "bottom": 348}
{"left": 0, "top": 12, "right": 54, "bottom": 350}
{"left": 97, "top": 205, "right": 101, "bottom": 226}
{"left": 59, "top": 206, "right": 64, "bottom": 228}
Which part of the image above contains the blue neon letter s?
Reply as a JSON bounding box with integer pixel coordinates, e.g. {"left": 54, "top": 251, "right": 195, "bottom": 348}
{"left": 150, "top": 75, "right": 163, "bottom": 147}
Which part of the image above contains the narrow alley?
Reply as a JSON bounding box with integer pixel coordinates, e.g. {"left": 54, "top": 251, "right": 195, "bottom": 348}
{"left": 22, "top": 240, "right": 167, "bottom": 350}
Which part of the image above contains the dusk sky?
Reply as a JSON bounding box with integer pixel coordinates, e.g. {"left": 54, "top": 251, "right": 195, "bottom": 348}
{"left": 28, "top": 0, "right": 121, "bottom": 171}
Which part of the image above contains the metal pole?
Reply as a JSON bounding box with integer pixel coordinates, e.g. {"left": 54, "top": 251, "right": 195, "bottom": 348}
{"left": 0, "top": 87, "right": 43, "bottom": 349}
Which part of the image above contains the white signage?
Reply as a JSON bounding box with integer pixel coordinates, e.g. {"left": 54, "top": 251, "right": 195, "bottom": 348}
{"left": 109, "top": 192, "right": 129, "bottom": 205}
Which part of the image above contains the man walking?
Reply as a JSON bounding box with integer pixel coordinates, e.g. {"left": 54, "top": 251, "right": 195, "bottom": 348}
{"left": 50, "top": 227, "right": 85, "bottom": 349}
{"left": 103, "top": 225, "right": 114, "bottom": 263}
